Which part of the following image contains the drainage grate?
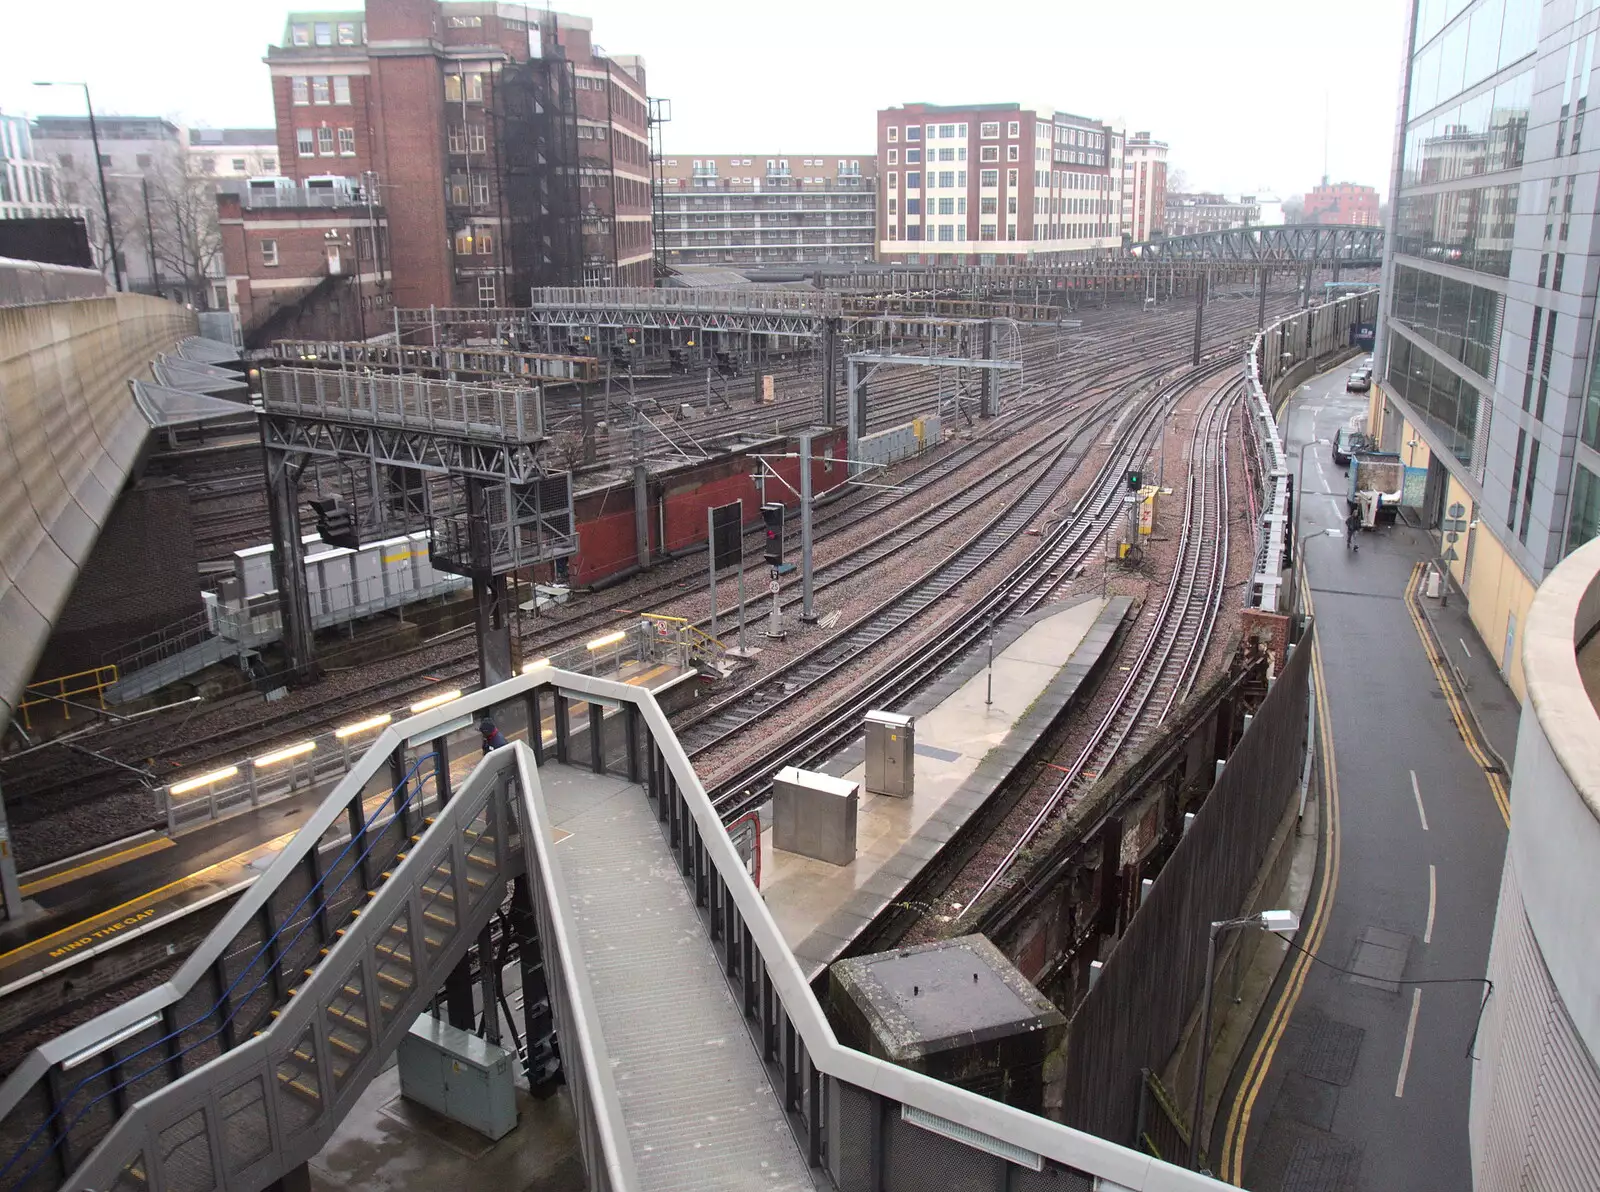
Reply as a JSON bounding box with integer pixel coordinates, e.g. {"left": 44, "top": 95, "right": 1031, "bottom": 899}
{"left": 1298, "top": 1018, "right": 1365, "bottom": 1086}
{"left": 1280, "top": 1134, "right": 1362, "bottom": 1192}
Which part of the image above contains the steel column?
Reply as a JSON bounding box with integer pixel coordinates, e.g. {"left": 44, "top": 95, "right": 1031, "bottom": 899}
{"left": 263, "top": 433, "right": 315, "bottom": 678}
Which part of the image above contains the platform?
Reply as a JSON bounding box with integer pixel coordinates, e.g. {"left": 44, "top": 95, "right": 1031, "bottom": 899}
{"left": 758, "top": 595, "right": 1131, "bottom": 980}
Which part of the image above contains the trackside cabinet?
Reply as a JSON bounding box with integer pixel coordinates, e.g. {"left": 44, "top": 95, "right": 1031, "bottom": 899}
{"left": 398, "top": 1014, "right": 518, "bottom": 1140}
{"left": 864, "top": 710, "right": 914, "bottom": 797}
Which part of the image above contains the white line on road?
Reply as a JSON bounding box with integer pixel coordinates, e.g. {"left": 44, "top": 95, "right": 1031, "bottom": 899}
{"left": 1425, "top": 864, "right": 1437, "bottom": 945}
{"left": 1460, "top": 637, "right": 1473, "bottom": 660}
{"left": 1396, "top": 987, "right": 1423, "bottom": 1097}
{"left": 1410, "top": 770, "right": 1429, "bottom": 831}
{"left": 1327, "top": 497, "right": 1345, "bottom": 518}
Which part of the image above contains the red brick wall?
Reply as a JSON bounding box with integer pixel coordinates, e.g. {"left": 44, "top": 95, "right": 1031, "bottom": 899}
{"left": 371, "top": 53, "right": 451, "bottom": 308}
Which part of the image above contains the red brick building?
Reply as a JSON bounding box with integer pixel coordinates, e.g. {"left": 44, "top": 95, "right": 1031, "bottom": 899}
{"left": 875, "top": 102, "right": 1120, "bottom": 265}
{"left": 221, "top": 0, "right": 652, "bottom": 342}
{"left": 1304, "top": 179, "right": 1380, "bottom": 226}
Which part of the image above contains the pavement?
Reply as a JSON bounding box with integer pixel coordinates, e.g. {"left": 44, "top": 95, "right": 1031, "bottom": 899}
{"left": 1208, "top": 365, "right": 1513, "bottom": 1190}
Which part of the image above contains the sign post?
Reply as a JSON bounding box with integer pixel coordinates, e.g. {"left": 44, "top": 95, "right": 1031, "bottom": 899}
{"left": 1441, "top": 501, "right": 1468, "bottom": 608}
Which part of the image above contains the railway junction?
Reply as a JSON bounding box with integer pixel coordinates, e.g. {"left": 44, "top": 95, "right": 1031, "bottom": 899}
{"left": 0, "top": 228, "right": 1515, "bottom": 1192}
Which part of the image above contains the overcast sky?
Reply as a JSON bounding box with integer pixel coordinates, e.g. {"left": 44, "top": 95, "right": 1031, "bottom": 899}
{"left": 0, "top": 0, "right": 1408, "bottom": 200}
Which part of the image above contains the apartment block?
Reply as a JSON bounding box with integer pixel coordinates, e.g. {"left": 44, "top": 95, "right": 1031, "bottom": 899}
{"left": 256, "top": 0, "right": 652, "bottom": 316}
{"left": 189, "top": 128, "right": 281, "bottom": 180}
{"left": 876, "top": 102, "right": 1120, "bottom": 264}
{"left": 1305, "top": 178, "right": 1381, "bottom": 226}
{"left": 1122, "top": 130, "right": 1167, "bottom": 242}
{"left": 657, "top": 153, "right": 875, "bottom": 266}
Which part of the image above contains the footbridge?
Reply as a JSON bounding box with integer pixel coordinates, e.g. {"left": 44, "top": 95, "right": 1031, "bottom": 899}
{"left": 0, "top": 669, "right": 1236, "bottom": 1191}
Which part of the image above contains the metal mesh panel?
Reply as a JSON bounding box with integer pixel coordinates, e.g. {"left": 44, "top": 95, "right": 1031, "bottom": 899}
{"left": 171, "top": 978, "right": 225, "bottom": 1073}
{"left": 419, "top": 850, "right": 459, "bottom": 940}
{"left": 0, "top": 1078, "right": 62, "bottom": 1192}
{"left": 328, "top": 960, "right": 373, "bottom": 1094}
{"left": 54, "top": 1062, "right": 121, "bottom": 1176}
{"left": 461, "top": 800, "right": 497, "bottom": 910}
{"left": 109, "top": 1146, "right": 151, "bottom": 1192}
{"left": 373, "top": 906, "right": 417, "bottom": 1034}
{"left": 274, "top": 1024, "right": 322, "bottom": 1137}
{"left": 1012, "top": 1163, "right": 1093, "bottom": 1191}
{"left": 220, "top": 912, "right": 276, "bottom": 1041}
{"left": 883, "top": 1111, "right": 1008, "bottom": 1191}
{"left": 114, "top": 1020, "right": 180, "bottom": 1109}
{"left": 157, "top": 1107, "right": 215, "bottom": 1192}
{"left": 825, "top": 1080, "right": 876, "bottom": 1192}
{"left": 218, "top": 1075, "right": 271, "bottom": 1175}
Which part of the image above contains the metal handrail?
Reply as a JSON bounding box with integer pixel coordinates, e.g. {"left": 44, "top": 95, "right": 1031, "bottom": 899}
{"left": 0, "top": 754, "right": 439, "bottom": 1187}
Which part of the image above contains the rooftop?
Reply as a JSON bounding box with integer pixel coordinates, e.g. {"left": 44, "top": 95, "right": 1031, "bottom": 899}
{"left": 189, "top": 128, "right": 278, "bottom": 147}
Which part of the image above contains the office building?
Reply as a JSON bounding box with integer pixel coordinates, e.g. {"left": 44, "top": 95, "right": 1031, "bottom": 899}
{"left": 1374, "top": 3, "right": 1600, "bottom": 1180}
{"left": 1164, "top": 192, "right": 1262, "bottom": 237}
{"left": 656, "top": 153, "right": 875, "bottom": 266}
{"left": 189, "top": 128, "right": 281, "bottom": 180}
{"left": 0, "top": 111, "right": 75, "bottom": 221}
{"left": 1305, "top": 178, "right": 1380, "bottom": 225}
{"left": 876, "top": 102, "right": 1121, "bottom": 265}
{"left": 256, "top": 0, "right": 652, "bottom": 314}
{"left": 1122, "top": 130, "right": 1167, "bottom": 242}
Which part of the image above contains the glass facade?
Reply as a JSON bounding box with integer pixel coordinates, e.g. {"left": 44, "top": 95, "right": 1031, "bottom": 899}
{"left": 1393, "top": 183, "right": 1518, "bottom": 276}
{"left": 1567, "top": 462, "right": 1600, "bottom": 556}
{"left": 1409, "top": 0, "right": 1539, "bottom": 119}
{"left": 1386, "top": 330, "right": 1483, "bottom": 464}
{"left": 1389, "top": 263, "right": 1502, "bottom": 379}
{"left": 1401, "top": 68, "right": 1531, "bottom": 185}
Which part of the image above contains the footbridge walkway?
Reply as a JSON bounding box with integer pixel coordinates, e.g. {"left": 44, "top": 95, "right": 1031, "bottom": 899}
{"left": 0, "top": 669, "right": 1235, "bottom": 1191}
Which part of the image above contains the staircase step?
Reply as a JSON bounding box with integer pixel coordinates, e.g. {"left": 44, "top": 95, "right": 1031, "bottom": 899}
{"left": 276, "top": 1071, "right": 322, "bottom": 1106}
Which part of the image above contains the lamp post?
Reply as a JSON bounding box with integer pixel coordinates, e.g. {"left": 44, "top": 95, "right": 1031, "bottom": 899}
{"left": 107, "top": 173, "right": 157, "bottom": 295}
{"left": 34, "top": 81, "right": 121, "bottom": 291}
{"left": 1188, "top": 909, "right": 1301, "bottom": 1171}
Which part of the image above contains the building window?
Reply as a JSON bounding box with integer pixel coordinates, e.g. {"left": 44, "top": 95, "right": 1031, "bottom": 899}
{"left": 291, "top": 23, "right": 310, "bottom": 45}
{"left": 980, "top": 197, "right": 998, "bottom": 214}
{"left": 904, "top": 125, "right": 921, "bottom": 141}
{"left": 449, "top": 14, "right": 483, "bottom": 27}
{"left": 337, "top": 21, "right": 358, "bottom": 45}
{"left": 907, "top": 172, "right": 921, "bottom": 189}
{"left": 261, "top": 239, "right": 279, "bottom": 266}
{"left": 887, "top": 149, "right": 898, "bottom": 165}
{"left": 905, "top": 149, "right": 921, "bottom": 164}
{"left": 292, "top": 76, "right": 309, "bottom": 104}
{"left": 338, "top": 127, "right": 355, "bottom": 155}
{"left": 334, "top": 76, "right": 351, "bottom": 105}
{"left": 1008, "top": 170, "right": 1018, "bottom": 187}
{"left": 449, "top": 125, "right": 466, "bottom": 153}
{"left": 297, "top": 128, "right": 315, "bottom": 156}
{"left": 1007, "top": 195, "right": 1017, "bottom": 214}
{"left": 314, "top": 21, "right": 332, "bottom": 45}
{"left": 263, "top": 156, "right": 276, "bottom": 172}
{"left": 1007, "top": 145, "right": 1020, "bottom": 161}
{"left": 1007, "top": 224, "right": 1017, "bottom": 240}
{"left": 445, "top": 74, "right": 462, "bottom": 102}
{"left": 317, "top": 127, "right": 334, "bottom": 155}
{"left": 1567, "top": 463, "right": 1600, "bottom": 555}
{"left": 231, "top": 157, "right": 247, "bottom": 172}
{"left": 981, "top": 122, "right": 999, "bottom": 138}
{"left": 980, "top": 146, "right": 999, "bottom": 163}
{"left": 1007, "top": 121, "right": 1020, "bottom": 137}
{"left": 887, "top": 172, "right": 897, "bottom": 187}
{"left": 456, "top": 228, "right": 474, "bottom": 254}
{"left": 938, "top": 224, "right": 954, "bottom": 241}
{"left": 980, "top": 170, "right": 998, "bottom": 187}
{"left": 939, "top": 124, "right": 955, "bottom": 138}
{"left": 469, "top": 125, "right": 486, "bottom": 153}
{"left": 471, "top": 174, "right": 490, "bottom": 205}
{"left": 313, "top": 76, "right": 331, "bottom": 104}
{"left": 478, "top": 276, "right": 497, "bottom": 307}
{"left": 135, "top": 153, "right": 152, "bottom": 169}
{"left": 887, "top": 127, "right": 898, "bottom": 143}
{"left": 980, "top": 223, "right": 997, "bottom": 240}
{"left": 906, "top": 198, "right": 921, "bottom": 214}
{"left": 466, "top": 73, "right": 484, "bottom": 102}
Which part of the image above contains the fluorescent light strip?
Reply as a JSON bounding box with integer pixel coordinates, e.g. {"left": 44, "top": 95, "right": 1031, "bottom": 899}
{"left": 335, "top": 713, "right": 391, "bottom": 739}
{"left": 409, "top": 689, "right": 463, "bottom": 714}
{"left": 253, "top": 741, "right": 316, "bottom": 768}
{"left": 169, "top": 766, "right": 239, "bottom": 796}
{"left": 586, "top": 631, "right": 626, "bottom": 651}
{"left": 522, "top": 657, "right": 552, "bottom": 674}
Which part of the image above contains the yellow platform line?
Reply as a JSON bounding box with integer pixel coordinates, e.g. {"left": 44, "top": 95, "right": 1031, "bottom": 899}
{"left": 19, "top": 837, "right": 175, "bottom": 898}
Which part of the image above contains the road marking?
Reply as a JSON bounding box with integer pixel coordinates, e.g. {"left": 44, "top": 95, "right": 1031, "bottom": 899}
{"left": 1425, "top": 864, "right": 1436, "bottom": 944}
{"left": 1327, "top": 497, "right": 1344, "bottom": 518}
{"left": 1221, "top": 601, "right": 1341, "bottom": 1181}
{"left": 1395, "top": 988, "right": 1422, "bottom": 1097}
{"left": 1410, "top": 770, "right": 1429, "bottom": 831}
{"left": 1459, "top": 637, "right": 1472, "bottom": 660}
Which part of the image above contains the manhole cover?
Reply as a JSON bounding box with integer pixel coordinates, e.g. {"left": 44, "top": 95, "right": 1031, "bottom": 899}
{"left": 1281, "top": 1134, "right": 1362, "bottom": 1192}
{"left": 1299, "top": 1019, "right": 1364, "bottom": 1086}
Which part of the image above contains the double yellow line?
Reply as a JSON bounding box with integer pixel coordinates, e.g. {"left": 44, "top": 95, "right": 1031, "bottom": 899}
{"left": 1400, "top": 562, "right": 1510, "bottom": 826}
{"left": 1216, "top": 577, "right": 1341, "bottom": 1182}
{"left": 1217, "top": 562, "right": 1510, "bottom": 1182}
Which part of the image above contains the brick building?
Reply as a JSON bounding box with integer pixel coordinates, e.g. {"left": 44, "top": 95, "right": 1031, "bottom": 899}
{"left": 1304, "top": 178, "right": 1380, "bottom": 226}
{"left": 876, "top": 102, "right": 1120, "bottom": 265}
{"left": 1123, "top": 130, "right": 1167, "bottom": 242}
{"left": 218, "top": 185, "right": 391, "bottom": 346}
{"left": 656, "top": 153, "right": 875, "bottom": 266}
{"left": 244, "top": 0, "right": 652, "bottom": 325}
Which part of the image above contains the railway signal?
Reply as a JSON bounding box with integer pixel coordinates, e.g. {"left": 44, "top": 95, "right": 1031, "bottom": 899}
{"left": 762, "top": 502, "right": 785, "bottom": 564}
{"left": 310, "top": 495, "right": 359, "bottom": 550}
{"left": 1126, "top": 468, "right": 1143, "bottom": 491}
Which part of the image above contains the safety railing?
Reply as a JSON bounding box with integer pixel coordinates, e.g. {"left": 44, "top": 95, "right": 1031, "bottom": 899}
{"left": 525, "top": 286, "right": 844, "bottom": 317}
{"left": 259, "top": 365, "right": 544, "bottom": 444}
{"left": 16, "top": 665, "right": 119, "bottom": 730}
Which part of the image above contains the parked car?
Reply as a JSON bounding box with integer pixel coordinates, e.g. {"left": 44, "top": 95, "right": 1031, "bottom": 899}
{"left": 1332, "top": 427, "right": 1371, "bottom": 466}
{"left": 1346, "top": 368, "right": 1372, "bottom": 392}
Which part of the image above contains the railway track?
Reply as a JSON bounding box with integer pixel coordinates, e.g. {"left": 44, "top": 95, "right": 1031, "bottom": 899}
{"left": 958, "top": 371, "right": 1242, "bottom": 916}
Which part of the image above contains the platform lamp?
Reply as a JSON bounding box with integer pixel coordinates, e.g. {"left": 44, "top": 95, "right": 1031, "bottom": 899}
{"left": 34, "top": 81, "right": 122, "bottom": 292}
{"left": 1188, "top": 909, "right": 1300, "bottom": 1171}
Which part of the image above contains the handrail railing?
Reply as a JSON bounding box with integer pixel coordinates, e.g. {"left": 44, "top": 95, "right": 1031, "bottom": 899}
{"left": 16, "top": 665, "right": 119, "bottom": 730}
{"left": 0, "top": 753, "right": 438, "bottom": 1187}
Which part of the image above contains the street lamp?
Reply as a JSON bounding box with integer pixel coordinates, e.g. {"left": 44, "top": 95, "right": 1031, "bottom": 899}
{"left": 34, "top": 81, "right": 122, "bottom": 291}
{"left": 106, "top": 173, "right": 156, "bottom": 295}
{"left": 1188, "top": 909, "right": 1301, "bottom": 1171}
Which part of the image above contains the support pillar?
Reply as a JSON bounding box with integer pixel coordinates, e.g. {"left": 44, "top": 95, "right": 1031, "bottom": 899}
{"left": 821, "top": 317, "right": 840, "bottom": 425}
{"left": 633, "top": 463, "right": 651, "bottom": 569}
{"left": 1191, "top": 275, "right": 1207, "bottom": 366}
{"left": 800, "top": 433, "right": 816, "bottom": 622}
{"left": 511, "top": 875, "right": 562, "bottom": 1096}
{"left": 1257, "top": 266, "right": 1269, "bottom": 329}
{"left": 263, "top": 433, "right": 315, "bottom": 679}
{"left": 477, "top": 923, "right": 501, "bottom": 1045}
{"left": 979, "top": 320, "right": 995, "bottom": 418}
{"left": 580, "top": 382, "right": 597, "bottom": 466}
{"left": 467, "top": 480, "right": 513, "bottom": 686}
{"left": 846, "top": 357, "right": 864, "bottom": 477}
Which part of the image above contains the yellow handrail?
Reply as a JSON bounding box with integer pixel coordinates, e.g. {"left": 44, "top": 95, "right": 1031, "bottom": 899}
{"left": 18, "top": 664, "right": 120, "bottom": 730}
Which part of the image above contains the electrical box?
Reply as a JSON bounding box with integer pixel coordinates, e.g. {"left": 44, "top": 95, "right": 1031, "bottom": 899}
{"left": 398, "top": 1014, "right": 518, "bottom": 1141}
{"left": 864, "top": 710, "right": 914, "bottom": 798}
{"left": 773, "top": 765, "right": 858, "bottom": 866}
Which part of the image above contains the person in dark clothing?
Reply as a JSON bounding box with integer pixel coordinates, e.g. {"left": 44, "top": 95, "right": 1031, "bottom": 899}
{"left": 1346, "top": 507, "right": 1361, "bottom": 552}
{"left": 480, "top": 716, "right": 508, "bottom": 754}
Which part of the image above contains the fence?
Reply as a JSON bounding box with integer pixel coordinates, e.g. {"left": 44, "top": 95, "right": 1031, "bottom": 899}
{"left": 16, "top": 665, "right": 119, "bottom": 730}
{"left": 1055, "top": 623, "right": 1314, "bottom": 1152}
{"left": 259, "top": 366, "right": 544, "bottom": 444}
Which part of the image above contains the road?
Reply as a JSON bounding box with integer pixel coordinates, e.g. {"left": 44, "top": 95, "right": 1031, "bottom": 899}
{"left": 1218, "top": 365, "right": 1512, "bottom": 1190}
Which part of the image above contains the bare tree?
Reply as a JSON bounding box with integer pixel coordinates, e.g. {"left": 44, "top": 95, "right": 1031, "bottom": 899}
{"left": 1282, "top": 193, "right": 1307, "bottom": 224}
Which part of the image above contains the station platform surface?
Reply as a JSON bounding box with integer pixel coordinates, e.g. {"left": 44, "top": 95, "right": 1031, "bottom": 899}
{"left": 0, "top": 658, "right": 699, "bottom": 996}
{"left": 758, "top": 594, "right": 1131, "bottom": 981}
